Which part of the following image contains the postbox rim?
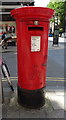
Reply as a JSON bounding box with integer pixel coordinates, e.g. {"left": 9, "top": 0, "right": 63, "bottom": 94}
{"left": 11, "top": 6, "right": 54, "bottom": 20}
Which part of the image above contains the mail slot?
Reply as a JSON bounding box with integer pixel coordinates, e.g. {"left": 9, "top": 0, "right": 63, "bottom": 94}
{"left": 28, "top": 27, "right": 44, "bottom": 31}
{"left": 11, "top": 7, "right": 54, "bottom": 108}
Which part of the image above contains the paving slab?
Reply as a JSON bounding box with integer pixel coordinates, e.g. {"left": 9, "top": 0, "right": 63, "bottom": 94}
{"left": 6, "top": 110, "right": 20, "bottom": 118}
{"left": 45, "top": 90, "right": 64, "bottom": 110}
{"left": 46, "top": 109, "right": 64, "bottom": 118}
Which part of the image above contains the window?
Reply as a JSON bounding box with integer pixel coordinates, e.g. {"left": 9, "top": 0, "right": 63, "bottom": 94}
{"left": 2, "top": 14, "right": 15, "bottom": 21}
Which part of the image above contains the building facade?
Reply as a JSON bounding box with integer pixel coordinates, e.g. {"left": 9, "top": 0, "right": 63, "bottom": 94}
{"left": 0, "top": 0, "right": 34, "bottom": 34}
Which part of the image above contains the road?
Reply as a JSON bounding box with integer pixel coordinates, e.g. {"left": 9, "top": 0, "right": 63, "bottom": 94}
{"left": 47, "top": 42, "right": 64, "bottom": 89}
{"left": 2, "top": 41, "right": 65, "bottom": 90}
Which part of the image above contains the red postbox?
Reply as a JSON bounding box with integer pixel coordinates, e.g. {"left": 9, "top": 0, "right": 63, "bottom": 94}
{"left": 11, "top": 7, "right": 54, "bottom": 108}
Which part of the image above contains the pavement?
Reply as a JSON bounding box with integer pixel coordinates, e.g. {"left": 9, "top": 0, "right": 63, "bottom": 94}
{"left": 0, "top": 37, "right": 65, "bottom": 119}
{"left": 1, "top": 88, "right": 64, "bottom": 119}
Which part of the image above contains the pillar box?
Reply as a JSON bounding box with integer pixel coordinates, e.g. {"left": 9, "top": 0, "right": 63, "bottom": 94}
{"left": 11, "top": 7, "right": 54, "bottom": 108}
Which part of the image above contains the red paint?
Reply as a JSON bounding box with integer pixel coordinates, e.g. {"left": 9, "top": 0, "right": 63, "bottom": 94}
{"left": 11, "top": 7, "right": 54, "bottom": 90}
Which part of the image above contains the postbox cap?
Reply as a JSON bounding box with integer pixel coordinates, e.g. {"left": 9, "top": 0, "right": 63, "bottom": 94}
{"left": 11, "top": 7, "right": 54, "bottom": 21}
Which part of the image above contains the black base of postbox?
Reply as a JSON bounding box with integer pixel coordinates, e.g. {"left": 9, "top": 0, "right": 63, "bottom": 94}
{"left": 17, "top": 86, "right": 45, "bottom": 109}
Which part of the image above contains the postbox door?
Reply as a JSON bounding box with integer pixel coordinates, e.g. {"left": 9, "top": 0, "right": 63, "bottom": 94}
{"left": 25, "top": 23, "right": 48, "bottom": 90}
